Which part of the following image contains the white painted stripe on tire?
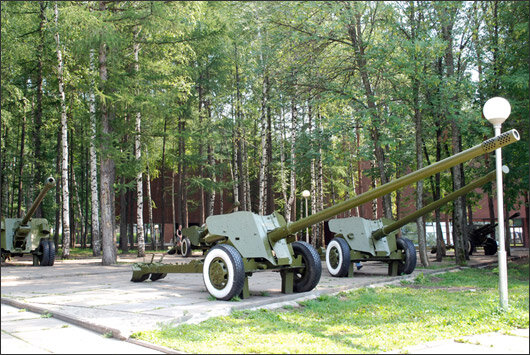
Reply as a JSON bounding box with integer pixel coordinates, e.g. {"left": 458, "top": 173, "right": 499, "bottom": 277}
{"left": 325, "top": 240, "right": 343, "bottom": 276}
{"left": 203, "top": 248, "right": 234, "bottom": 299}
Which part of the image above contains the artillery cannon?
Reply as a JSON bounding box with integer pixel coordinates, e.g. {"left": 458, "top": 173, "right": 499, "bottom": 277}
{"left": 130, "top": 129, "right": 519, "bottom": 300}
{"left": 167, "top": 203, "right": 240, "bottom": 257}
{"left": 326, "top": 168, "right": 503, "bottom": 277}
{"left": 1, "top": 177, "right": 56, "bottom": 266}
{"left": 466, "top": 211, "right": 520, "bottom": 256}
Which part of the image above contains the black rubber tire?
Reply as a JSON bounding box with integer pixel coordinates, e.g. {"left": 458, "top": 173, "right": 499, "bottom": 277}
{"left": 203, "top": 244, "right": 245, "bottom": 300}
{"left": 292, "top": 241, "right": 322, "bottom": 293}
{"left": 131, "top": 273, "right": 150, "bottom": 282}
{"left": 181, "top": 237, "right": 192, "bottom": 257}
{"left": 396, "top": 238, "right": 416, "bottom": 275}
{"left": 325, "top": 238, "right": 351, "bottom": 277}
{"left": 150, "top": 273, "right": 167, "bottom": 281}
{"left": 484, "top": 238, "right": 498, "bottom": 255}
{"left": 47, "top": 240, "right": 55, "bottom": 266}
{"left": 38, "top": 239, "right": 51, "bottom": 266}
{"left": 466, "top": 239, "right": 473, "bottom": 256}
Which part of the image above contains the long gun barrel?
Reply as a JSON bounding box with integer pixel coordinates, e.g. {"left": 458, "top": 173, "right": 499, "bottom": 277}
{"left": 268, "top": 129, "right": 519, "bottom": 243}
{"left": 20, "top": 177, "right": 56, "bottom": 225}
{"left": 372, "top": 168, "right": 504, "bottom": 240}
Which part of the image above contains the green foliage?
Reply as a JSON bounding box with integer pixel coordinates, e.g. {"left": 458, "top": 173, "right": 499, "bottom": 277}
{"left": 133, "top": 261, "right": 529, "bottom": 353}
{"left": 1, "top": 1, "right": 527, "bottom": 245}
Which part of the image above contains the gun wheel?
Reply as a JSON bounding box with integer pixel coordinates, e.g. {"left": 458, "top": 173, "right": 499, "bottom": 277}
{"left": 203, "top": 244, "right": 245, "bottom": 300}
{"left": 150, "top": 273, "right": 167, "bottom": 281}
{"left": 292, "top": 241, "right": 322, "bottom": 293}
{"left": 47, "top": 240, "right": 55, "bottom": 266}
{"left": 325, "top": 238, "right": 351, "bottom": 277}
{"left": 180, "top": 237, "right": 192, "bottom": 257}
{"left": 131, "top": 273, "right": 150, "bottom": 282}
{"left": 484, "top": 238, "right": 498, "bottom": 255}
{"left": 466, "top": 239, "right": 473, "bottom": 256}
{"left": 396, "top": 237, "right": 416, "bottom": 275}
{"left": 37, "top": 239, "right": 52, "bottom": 266}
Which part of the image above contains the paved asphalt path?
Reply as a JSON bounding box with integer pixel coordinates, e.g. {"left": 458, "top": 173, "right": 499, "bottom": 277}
{"left": 1, "top": 248, "right": 528, "bottom": 354}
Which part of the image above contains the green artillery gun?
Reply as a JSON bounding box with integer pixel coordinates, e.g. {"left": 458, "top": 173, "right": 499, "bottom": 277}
{"left": 1, "top": 177, "right": 56, "bottom": 266}
{"left": 166, "top": 225, "right": 207, "bottom": 257}
{"left": 168, "top": 203, "right": 241, "bottom": 257}
{"left": 326, "top": 168, "right": 503, "bottom": 277}
{"left": 133, "top": 208, "right": 323, "bottom": 301}
{"left": 130, "top": 129, "right": 519, "bottom": 300}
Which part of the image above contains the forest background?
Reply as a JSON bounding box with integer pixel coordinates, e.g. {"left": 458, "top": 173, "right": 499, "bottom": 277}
{"left": 1, "top": 1, "right": 528, "bottom": 266}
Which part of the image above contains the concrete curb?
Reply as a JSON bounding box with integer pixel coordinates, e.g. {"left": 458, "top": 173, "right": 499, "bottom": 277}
{"left": 0, "top": 297, "right": 126, "bottom": 340}
{"left": 0, "top": 297, "right": 182, "bottom": 354}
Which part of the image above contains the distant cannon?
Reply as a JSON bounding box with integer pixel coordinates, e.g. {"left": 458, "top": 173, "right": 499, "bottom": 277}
{"left": 466, "top": 211, "right": 520, "bottom": 256}
{"left": 1, "top": 177, "right": 56, "bottom": 266}
{"left": 131, "top": 129, "right": 519, "bottom": 300}
{"left": 167, "top": 203, "right": 241, "bottom": 257}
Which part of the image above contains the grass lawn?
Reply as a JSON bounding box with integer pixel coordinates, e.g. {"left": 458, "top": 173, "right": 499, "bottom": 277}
{"left": 132, "top": 259, "right": 529, "bottom": 353}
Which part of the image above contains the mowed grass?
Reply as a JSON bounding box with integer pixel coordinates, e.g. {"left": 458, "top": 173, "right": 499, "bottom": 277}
{"left": 132, "top": 259, "right": 529, "bottom": 353}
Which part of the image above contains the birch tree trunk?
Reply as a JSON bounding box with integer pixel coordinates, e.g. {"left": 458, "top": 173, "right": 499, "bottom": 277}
{"left": 54, "top": 128, "right": 61, "bottom": 248}
{"left": 310, "top": 104, "right": 318, "bottom": 247}
{"left": 285, "top": 98, "right": 298, "bottom": 222}
{"left": 258, "top": 80, "right": 268, "bottom": 215}
{"left": 160, "top": 117, "right": 167, "bottom": 249}
{"left": 207, "top": 144, "right": 216, "bottom": 217}
{"left": 146, "top": 161, "right": 155, "bottom": 249}
{"left": 134, "top": 27, "right": 145, "bottom": 257}
{"left": 279, "top": 106, "right": 288, "bottom": 216}
{"left": 177, "top": 116, "right": 188, "bottom": 226}
{"left": 54, "top": 3, "right": 70, "bottom": 259}
{"left": 16, "top": 107, "right": 25, "bottom": 218}
{"left": 231, "top": 93, "right": 240, "bottom": 210}
{"left": 242, "top": 128, "right": 251, "bottom": 212}
{"left": 88, "top": 49, "right": 101, "bottom": 256}
{"left": 317, "top": 112, "right": 325, "bottom": 247}
{"left": 198, "top": 79, "right": 205, "bottom": 225}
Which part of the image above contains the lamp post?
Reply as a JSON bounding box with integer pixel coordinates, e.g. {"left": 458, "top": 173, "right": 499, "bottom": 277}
{"left": 483, "top": 96, "right": 511, "bottom": 309}
{"left": 302, "top": 190, "right": 310, "bottom": 243}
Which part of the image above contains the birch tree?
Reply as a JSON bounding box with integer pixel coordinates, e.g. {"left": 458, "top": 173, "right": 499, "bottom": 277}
{"left": 54, "top": 2, "right": 70, "bottom": 259}
{"left": 89, "top": 49, "right": 101, "bottom": 256}
{"left": 133, "top": 26, "right": 145, "bottom": 257}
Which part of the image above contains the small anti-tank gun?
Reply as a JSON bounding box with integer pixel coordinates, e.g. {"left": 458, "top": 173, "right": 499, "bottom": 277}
{"left": 167, "top": 202, "right": 241, "bottom": 257}
{"left": 326, "top": 168, "right": 502, "bottom": 277}
{"left": 1, "top": 177, "right": 56, "bottom": 266}
{"left": 133, "top": 209, "right": 323, "bottom": 301}
{"left": 130, "top": 129, "right": 520, "bottom": 300}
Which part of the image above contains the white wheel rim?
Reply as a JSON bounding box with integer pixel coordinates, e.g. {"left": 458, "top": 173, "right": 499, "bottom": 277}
{"left": 181, "top": 240, "right": 188, "bottom": 255}
{"left": 203, "top": 248, "right": 234, "bottom": 299}
{"left": 326, "top": 240, "right": 343, "bottom": 276}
